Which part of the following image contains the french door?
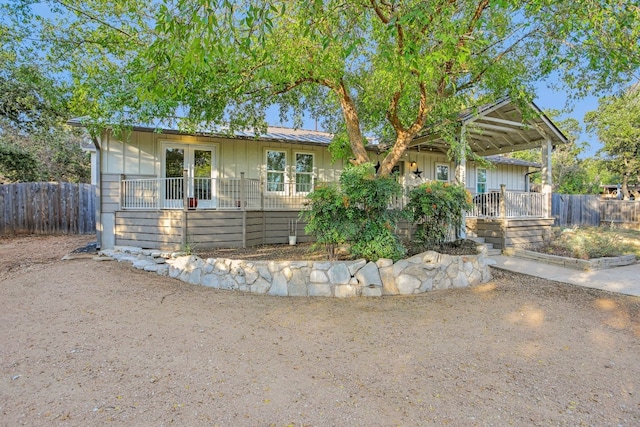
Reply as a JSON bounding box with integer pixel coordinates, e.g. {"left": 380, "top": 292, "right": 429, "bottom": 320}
{"left": 163, "top": 143, "right": 217, "bottom": 209}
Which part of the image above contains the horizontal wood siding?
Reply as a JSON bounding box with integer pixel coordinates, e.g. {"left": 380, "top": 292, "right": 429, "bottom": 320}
{"left": 470, "top": 218, "right": 554, "bottom": 249}
{"left": 263, "top": 211, "right": 310, "bottom": 245}
{"left": 101, "top": 174, "right": 121, "bottom": 214}
{"left": 245, "top": 211, "right": 264, "bottom": 247}
{"left": 185, "top": 211, "right": 244, "bottom": 248}
{"left": 115, "top": 210, "right": 182, "bottom": 250}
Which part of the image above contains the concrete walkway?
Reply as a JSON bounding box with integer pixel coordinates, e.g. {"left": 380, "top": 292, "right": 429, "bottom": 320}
{"left": 491, "top": 255, "right": 640, "bottom": 297}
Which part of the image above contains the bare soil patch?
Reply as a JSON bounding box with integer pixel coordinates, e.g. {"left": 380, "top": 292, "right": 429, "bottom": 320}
{"left": 1, "top": 235, "right": 640, "bottom": 425}
{"left": 198, "top": 239, "right": 480, "bottom": 262}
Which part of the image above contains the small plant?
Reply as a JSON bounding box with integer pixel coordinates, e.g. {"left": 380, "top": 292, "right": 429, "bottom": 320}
{"left": 183, "top": 235, "right": 199, "bottom": 255}
{"left": 406, "top": 181, "right": 472, "bottom": 249}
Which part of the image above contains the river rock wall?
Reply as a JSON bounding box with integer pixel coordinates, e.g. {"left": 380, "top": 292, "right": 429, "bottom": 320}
{"left": 102, "top": 246, "right": 493, "bottom": 297}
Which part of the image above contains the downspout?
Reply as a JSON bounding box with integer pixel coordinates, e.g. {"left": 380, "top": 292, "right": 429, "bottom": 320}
{"left": 524, "top": 169, "right": 540, "bottom": 192}
{"left": 91, "top": 135, "right": 102, "bottom": 249}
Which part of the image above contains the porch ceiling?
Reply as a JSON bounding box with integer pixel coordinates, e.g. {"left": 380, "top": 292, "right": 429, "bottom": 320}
{"left": 408, "top": 98, "right": 568, "bottom": 156}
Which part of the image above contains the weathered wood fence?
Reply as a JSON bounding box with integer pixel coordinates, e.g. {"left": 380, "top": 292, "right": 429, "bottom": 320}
{"left": 0, "top": 182, "right": 96, "bottom": 235}
{"left": 552, "top": 193, "right": 640, "bottom": 228}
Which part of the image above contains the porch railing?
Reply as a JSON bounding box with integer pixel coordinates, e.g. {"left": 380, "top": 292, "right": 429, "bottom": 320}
{"left": 468, "top": 188, "right": 548, "bottom": 219}
{"left": 121, "top": 175, "right": 549, "bottom": 218}
{"left": 120, "top": 174, "right": 313, "bottom": 211}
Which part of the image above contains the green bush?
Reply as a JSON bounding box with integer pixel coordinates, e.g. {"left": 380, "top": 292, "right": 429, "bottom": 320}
{"left": 406, "top": 181, "right": 472, "bottom": 249}
{"left": 302, "top": 163, "right": 406, "bottom": 261}
{"left": 300, "top": 183, "right": 353, "bottom": 260}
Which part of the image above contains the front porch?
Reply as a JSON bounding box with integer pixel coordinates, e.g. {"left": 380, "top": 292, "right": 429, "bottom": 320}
{"left": 115, "top": 175, "right": 552, "bottom": 251}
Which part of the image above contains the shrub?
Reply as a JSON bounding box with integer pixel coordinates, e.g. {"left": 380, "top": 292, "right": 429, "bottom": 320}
{"left": 300, "top": 183, "right": 353, "bottom": 260}
{"left": 406, "top": 181, "right": 472, "bottom": 249}
{"left": 302, "top": 163, "right": 406, "bottom": 261}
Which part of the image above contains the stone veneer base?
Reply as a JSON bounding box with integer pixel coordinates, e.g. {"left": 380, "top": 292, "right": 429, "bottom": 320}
{"left": 101, "top": 246, "right": 494, "bottom": 298}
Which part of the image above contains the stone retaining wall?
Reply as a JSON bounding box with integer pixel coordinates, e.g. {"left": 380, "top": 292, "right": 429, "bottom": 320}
{"left": 101, "top": 246, "right": 493, "bottom": 297}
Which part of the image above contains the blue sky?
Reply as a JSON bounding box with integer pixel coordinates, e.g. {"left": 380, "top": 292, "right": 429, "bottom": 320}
{"left": 533, "top": 85, "right": 601, "bottom": 158}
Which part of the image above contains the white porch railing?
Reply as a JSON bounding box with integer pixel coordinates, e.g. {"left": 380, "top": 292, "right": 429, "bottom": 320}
{"left": 121, "top": 175, "right": 548, "bottom": 218}
{"left": 120, "top": 174, "right": 313, "bottom": 211}
{"left": 468, "top": 189, "right": 548, "bottom": 218}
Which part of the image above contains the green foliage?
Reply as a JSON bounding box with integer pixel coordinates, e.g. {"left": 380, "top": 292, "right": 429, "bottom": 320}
{"left": 585, "top": 84, "right": 640, "bottom": 200}
{"left": 300, "top": 183, "right": 352, "bottom": 260}
{"left": 5, "top": 0, "right": 638, "bottom": 178}
{"left": 0, "top": 142, "right": 41, "bottom": 182}
{"left": 302, "top": 163, "right": 406, "bottom": 261}
{"left": 406, "top": 182, "right": 472, "bottom": 248}
{"left": 340, "top": 164, "right": 406, "bottom": 261}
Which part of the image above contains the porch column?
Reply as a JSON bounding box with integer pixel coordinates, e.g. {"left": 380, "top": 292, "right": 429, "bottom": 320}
{"left": 455, "top": 126, "right": 467, "bottom": 239}
{"left": 541, "top": 137, "right": 553, "bottom": 218}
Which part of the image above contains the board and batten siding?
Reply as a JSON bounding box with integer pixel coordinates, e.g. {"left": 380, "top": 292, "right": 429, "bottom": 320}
{"left": 101, "top": 129, "right": 531, "bottom": 191}
{"left": 101, "top": 130, "right": 346, "bottom": 182}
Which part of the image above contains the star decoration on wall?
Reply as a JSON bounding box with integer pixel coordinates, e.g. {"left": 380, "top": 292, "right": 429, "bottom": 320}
{"left": 413, "top": 168, "right": 422, "bottom": 178}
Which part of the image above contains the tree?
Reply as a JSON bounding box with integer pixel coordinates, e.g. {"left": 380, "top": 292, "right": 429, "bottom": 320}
{"left": 511, "top": 110, "right": 597, "bottom": 194}
{"left": 585, "top": 84, "right": 640, "bottom": 200}
{"left": 0, "top": 15, "right": 91, "bottom": 182}
{"left": 4, "top": 0, "right": 639, "bottom": 176}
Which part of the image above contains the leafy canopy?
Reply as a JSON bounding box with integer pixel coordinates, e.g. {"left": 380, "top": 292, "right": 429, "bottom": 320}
{"left": 585, "top": 84, "right": 640, "bottom": 199}
{"left": 4, "top": 0, "right": 639, "bottom": 175}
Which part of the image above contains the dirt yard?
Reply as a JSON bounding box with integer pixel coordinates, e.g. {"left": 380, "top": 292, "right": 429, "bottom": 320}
{"left": 1, "top": 235, "right": 639, "bottom": 426}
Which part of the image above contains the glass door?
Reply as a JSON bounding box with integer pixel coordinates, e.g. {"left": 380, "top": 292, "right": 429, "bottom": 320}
{"left": 163, "top": 143, "right": 216, "bottom": 209}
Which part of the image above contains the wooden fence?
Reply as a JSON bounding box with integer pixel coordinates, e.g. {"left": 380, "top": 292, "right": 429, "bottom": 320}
{"left": 0, "top": 182, "right": 96, "bottom": 235}
{"left": 552, "top": 193, "right": 640, "bottom": 228}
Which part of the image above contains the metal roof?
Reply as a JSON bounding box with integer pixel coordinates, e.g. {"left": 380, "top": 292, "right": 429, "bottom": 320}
{"left": 485, "top": 155, "right": 540, "bottom": 168}
{"left": 69, "top": 97, "right": 566, "bottom": 157}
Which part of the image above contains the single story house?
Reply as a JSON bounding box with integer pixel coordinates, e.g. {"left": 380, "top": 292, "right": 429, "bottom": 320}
{"left": 71, "top": 98, "right": 567, "bottom": 251}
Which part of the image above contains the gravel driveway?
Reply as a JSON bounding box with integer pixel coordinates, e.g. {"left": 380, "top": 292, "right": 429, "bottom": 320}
{"left": 1, "top": 235, "right": 639, "bottom": 425}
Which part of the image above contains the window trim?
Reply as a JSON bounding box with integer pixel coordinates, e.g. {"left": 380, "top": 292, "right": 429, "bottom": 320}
{"left": 477, "top": 167, "right": 487, "bottom": 194}
{"left": 265, "top": 149, "right": 287, "bottom": 194}
{"left": 294, "top": 151, "right": 314, "bottom": 194}
{"left": 435, "top": 163, "right": 450, "bottom": 182}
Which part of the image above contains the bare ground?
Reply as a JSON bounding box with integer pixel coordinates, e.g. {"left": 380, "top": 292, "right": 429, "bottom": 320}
{"left": 1, "top": 235, "right": 640, "bottom": 426}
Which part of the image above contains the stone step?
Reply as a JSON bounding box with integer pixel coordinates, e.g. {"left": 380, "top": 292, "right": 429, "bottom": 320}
{"left": 487, "top": 248, "right": 502, "bottom": 256}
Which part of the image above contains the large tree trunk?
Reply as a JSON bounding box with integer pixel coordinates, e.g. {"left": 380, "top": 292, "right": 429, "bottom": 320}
{"left": 336, "top": 82, "right": 370, "bottom": 165}
{"left": 377, "top": 133, "right": 414, "bottom": 177}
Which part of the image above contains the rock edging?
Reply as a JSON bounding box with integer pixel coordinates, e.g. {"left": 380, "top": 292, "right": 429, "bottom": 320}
{"left": 100, "top": 246, "right": 494, "bottom": 297}
{"left": 503, "top": 248, "right": 637, "bottom": 271}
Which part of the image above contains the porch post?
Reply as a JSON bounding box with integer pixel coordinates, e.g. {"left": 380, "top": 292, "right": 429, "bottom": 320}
{"left": 541, "top": 137, "right": 553, "bottom": 218}
{"left": 182, "top": 169, "right": 188, "bottom": 249}
{"left": 500, "top": 184, "right": 508, "bottom": 249}
{"left": 241, "top": 172, "right": 247, "bottom": 248}
{"left": 455, "top": 125, "right": 467, "bottom": 239}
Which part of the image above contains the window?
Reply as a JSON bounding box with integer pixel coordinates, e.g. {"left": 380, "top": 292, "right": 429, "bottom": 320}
{"left": 436, "top": 164, "right": 449, "bottom": 182}
{"left": 295, "top": 153, "right": 314, "bottom": 193}
{"left": 266, "top": 150, "right": 286, "bottom": 192}
{"left": 477, "top": 168, "right": 487, "bottom": 194}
